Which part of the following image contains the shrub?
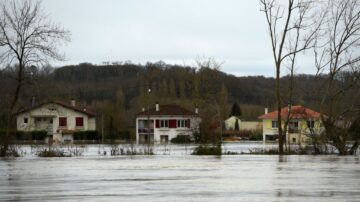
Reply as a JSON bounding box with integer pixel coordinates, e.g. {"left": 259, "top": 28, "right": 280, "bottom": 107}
{"left": 249, "top": 130, "right": 263, "bottom": 141}
{"left": 14, "top": 130, "right": 47, "bottom": 141}
{"left": 37, "top": 148, "right": 70, "bottom": 157}
{"left": 31, "top": 131, "right": 47, "bottom": 140}
{"left": 192, "top": 132, "right": 201, "bottom": 143}
{"left": 171, "top": 135, "right": 192, "bottom": 144}
{"left": 192, "top": 144, "right": 222, "bottom": 155}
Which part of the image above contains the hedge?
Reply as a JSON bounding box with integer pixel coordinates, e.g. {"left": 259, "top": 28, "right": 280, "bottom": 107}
{"left": 171, "top": 135, "right": 192, "bottom": 144}
{"left": 73, "top": 130, "right": 100, "bottom": 140}
{"left": 15, "top": 130, "right": 47, "bottom": 141}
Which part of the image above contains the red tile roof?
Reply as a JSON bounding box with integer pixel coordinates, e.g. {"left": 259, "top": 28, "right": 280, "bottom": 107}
{"left": 136, "top": 104, "right": 198, "bottom": 116}
{"left": 17, "top": 101, "right": 96, "bottom": 117}
{"left": 258, "top": 105, "right": 320, "bottom": 119}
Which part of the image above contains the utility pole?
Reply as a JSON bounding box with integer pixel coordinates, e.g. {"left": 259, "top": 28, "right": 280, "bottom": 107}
{"left": 147, "top": 88, "right": 151, "bottom": 152}
{"left": 102, "top": 113, "right": 104, "bottom": 145}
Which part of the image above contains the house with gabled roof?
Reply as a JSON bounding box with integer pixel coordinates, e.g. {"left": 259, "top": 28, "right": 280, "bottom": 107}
{"left": 16, "top": 100, "right": 96, "bottom": 144}
{"left": 258, "top": 105, "right": 323, "bottom": 144}
{"left": 136, "top": 103, "right": 201, "bottom": 144}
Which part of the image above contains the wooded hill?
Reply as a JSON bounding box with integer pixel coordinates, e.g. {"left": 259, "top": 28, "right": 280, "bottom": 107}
{"left": 0, "top": 61, "right": 335, "bottom": 139}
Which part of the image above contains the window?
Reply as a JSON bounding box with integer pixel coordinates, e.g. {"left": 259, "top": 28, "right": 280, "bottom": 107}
{"left": 160, "top": 120, "right": 169, "bottom": 128}
{"left": 24, "top": 118, "right": 28, "bottom": 124}
{"left": 177, "top": 120, "right": 186, "bottom": 128}
{"left": 59, "top": 117, "right": 67, "bottom": 127}
{"left": 76, "top": 117, "right": 84, "bottom": 127}
{"left": 290, "top": 121, "right": 299, "bottom": 128}
{"left": 271, "top": 121, "right": 278, "bottom": 128}
{"left": 307, "top": 120, "right": 315, "bottom": 128}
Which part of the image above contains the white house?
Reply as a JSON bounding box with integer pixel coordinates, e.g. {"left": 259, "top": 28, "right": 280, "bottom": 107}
{"left": 136, "top": 104, "right": 201, "bottom": 144}
{"left": 224, "top": 116, "right": 261, "bottom": 131}
{"left": 16, "top": 100, "right": 96, "bottom": 143}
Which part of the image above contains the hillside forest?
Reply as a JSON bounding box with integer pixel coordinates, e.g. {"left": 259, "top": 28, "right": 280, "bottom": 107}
{"left": 1, "top": 61, "right": 357, "bottom": 141}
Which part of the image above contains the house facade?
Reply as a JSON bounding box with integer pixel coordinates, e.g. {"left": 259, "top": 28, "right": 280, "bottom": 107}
{"left": 258, "top": 105, "right": 323, "bottom": 144}
{"left": 16, "top": 100, "right": 96, "bottom": 143}
{"left": 136, "top": 104, "right": 201, "bottom": 144}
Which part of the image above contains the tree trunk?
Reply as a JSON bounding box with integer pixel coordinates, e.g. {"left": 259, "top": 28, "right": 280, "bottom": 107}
{"left": 0, "top": 63, "right": 23, "bottom": 157}
{"left": 277, "top": 70, "right": 284, "bottom": 151}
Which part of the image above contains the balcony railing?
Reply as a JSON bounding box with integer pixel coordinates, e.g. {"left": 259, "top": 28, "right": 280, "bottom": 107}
{"left": 138, "top": 128, "right": 154, "bottom": 133}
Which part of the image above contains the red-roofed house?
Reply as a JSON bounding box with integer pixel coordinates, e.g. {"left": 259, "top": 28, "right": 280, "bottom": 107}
{"left": 258, "top": 105, "right": 323, "bottom": 144}
{"left": 136, "top": 103, "right": 201, "bottom": 144}
{"left": 16, "top": 100, "right": 96, "bottom": 143}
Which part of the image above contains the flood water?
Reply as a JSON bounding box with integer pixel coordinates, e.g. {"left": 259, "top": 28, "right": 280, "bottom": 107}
{"left": 1, "top": 143, "right": 360, "bottom": 201}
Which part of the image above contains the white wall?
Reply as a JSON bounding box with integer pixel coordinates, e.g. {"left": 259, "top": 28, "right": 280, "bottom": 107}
{"left": 224, "top": 116, "right": 241, "bottom": 130}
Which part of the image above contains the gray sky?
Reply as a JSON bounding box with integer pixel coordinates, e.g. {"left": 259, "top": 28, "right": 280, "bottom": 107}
{"left": 43, "top": 0, "right": 315, "bottom": 77}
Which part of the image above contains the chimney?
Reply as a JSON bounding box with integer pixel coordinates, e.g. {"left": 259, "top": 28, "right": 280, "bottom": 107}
{"left": 265, "top": 107, "right": 268, "bottom": 114}
{"left": 195, "top": 106, "right": 199, "bottom": 114}
{"left": 156, "top": 102, "right": 159, "bottom": 111}
{"left": 71, "top": 99, "right": 76, "bottom": 107}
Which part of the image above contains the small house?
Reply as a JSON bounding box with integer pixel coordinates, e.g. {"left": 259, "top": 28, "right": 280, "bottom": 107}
{"left": 16, "top": 100, "right": 96, "bottom": 143}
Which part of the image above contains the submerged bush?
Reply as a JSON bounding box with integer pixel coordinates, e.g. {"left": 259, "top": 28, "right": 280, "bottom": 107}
{"left": 37, "top": 149, "right": 69, "bottom": 157}
{"left": 109, "top": 144, "right": 154, "bottom": 155}
{"left": 171, "top": 135, "right": 192, "bottom": 144}
{"left": 249, "top": 130, "right": 263, "bottom": 141}
{"left": 192, "top": 144, "right": 222, "bottom": 155}
{"left": 35, "top": 146, "right": 70, "bottom": 157}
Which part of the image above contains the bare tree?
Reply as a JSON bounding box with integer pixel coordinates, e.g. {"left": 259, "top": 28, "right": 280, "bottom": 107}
{"left": 314, "top": 0, "right": 360, "bottom": 155}
{"left": 0, "top": 0, "right": 70, "bottom": 156}
{"left": 260, "top": 0, "right": 323, "bottom": 154}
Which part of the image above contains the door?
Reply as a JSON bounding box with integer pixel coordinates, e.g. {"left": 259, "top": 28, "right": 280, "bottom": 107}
{"left": 160, "top": 135, "right": 169, "bottom": 144}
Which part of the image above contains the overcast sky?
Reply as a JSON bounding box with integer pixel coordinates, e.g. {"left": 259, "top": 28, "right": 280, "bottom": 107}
{"left": 43, "top": 0, "right": 315, "bottom": 77}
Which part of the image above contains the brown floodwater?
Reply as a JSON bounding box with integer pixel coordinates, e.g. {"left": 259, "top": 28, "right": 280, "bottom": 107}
{"left": 0, "top": 143, "right": 359, "bottom": 201}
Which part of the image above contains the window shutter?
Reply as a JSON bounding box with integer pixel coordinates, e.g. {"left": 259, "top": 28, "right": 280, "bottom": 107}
{"left": 169, "top": 119, "right": 176, "bottom": 128}
{"left": 187, "top": 119, "right": 191, "bottom": 128}
{"left": 59, "top": 117, "right": 67, "bottom": 127}
{"left": 155, "top": 120, "right": 160, "bottom": 128}
{"left": 76, "top": 117, "right": 84, "bottom": 126}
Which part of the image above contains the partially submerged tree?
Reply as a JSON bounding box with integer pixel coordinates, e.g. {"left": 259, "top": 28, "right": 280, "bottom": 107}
{"left": 260, "top": 0, "right": 323, "bottom": 154}
{"left": 314, "top": 0, "right": 360, "bottom": 155}
{"left": 0, "top": 0, "right": 70, "bottom": 156}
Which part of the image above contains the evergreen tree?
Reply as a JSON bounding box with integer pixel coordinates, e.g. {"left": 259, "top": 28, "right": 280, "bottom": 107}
{"left": 235, "top": 118, "right": 240, "bottom": 131}
{"left": 230, "top": 102, "right": 242, "bottom": 117}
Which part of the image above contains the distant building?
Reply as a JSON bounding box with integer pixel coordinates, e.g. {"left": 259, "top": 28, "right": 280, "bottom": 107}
{"left": 224, "top": 116, "right": 261, "bottom": 131}
{"left": 258, "top": 105, "right": 323, "bottom": 144}
{"left": 135, "top": 104, "right": 201, "bottom": 144}
{"left": 16, "top": 100, "right": 96, "bottom": 143}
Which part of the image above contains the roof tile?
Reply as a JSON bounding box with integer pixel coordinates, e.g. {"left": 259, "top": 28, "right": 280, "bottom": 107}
{"left": 258, "top": 105, "right": 320, "bottom": 119}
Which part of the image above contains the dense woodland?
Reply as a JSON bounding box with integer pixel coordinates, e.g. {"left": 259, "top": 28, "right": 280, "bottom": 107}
{"left": 1, "top": 61, "right": 350, "bottom": 141}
